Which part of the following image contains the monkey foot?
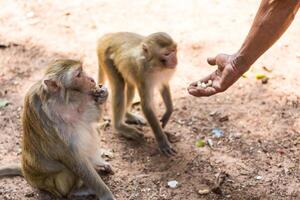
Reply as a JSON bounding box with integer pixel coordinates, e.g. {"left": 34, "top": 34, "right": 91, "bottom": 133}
{"left": 116, "top": 124, "right": 144, "bottom": 141}
{"left": 125, "top": 112, "right": 147, "bottom": 125}
{"left": 119, "top": 130, "right": 144, "bottom": 141}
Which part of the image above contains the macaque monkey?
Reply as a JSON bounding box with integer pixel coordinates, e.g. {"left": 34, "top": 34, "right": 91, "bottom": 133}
{"left": 97, "top": 32, "right": 177, "bottom": 156}
{"left": 0, "top": 60, "right": 115, "bottom": 200}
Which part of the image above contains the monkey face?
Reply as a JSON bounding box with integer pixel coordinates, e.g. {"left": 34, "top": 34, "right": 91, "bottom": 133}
{"left": 142, "top": 32, "right": 178, "bottom": 70}
{"left": 159, "top": 48, "right": 177, "bottom": 68}
{"left": 71, "top": 66, "right": 97, "bottom": 94}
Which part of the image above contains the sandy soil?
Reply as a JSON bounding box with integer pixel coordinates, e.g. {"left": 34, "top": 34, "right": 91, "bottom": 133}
{"left": 0, "top": 0, "right": 300, "bottom": 199}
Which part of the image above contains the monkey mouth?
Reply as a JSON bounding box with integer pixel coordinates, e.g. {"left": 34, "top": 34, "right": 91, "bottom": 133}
{"left": 95, "top": 91, "right": 108, "bottom": 104}
{"left": 166, "top": 58, "right": 177, "bottom": 68}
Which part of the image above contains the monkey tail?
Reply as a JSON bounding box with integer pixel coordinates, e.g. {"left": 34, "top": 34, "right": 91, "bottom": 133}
{"left": 0, "top": 163, "right": 23, "bottom": 177}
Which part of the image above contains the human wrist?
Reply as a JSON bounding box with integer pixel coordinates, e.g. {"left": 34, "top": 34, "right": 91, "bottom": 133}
{"left": 231, "top": 53, "right": 251, "bottom": 75}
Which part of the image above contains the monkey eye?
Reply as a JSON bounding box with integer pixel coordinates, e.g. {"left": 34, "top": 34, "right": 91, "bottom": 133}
{"left": 164, "top": 52, "right": 170, "bottom": 56}
{"left": 74, "top": 70, "right": 81, "bottom": 78}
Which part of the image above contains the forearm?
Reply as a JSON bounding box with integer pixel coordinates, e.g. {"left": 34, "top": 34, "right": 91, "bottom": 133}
{"left": 234, "top": 0, "right": 300, "bottom": 71}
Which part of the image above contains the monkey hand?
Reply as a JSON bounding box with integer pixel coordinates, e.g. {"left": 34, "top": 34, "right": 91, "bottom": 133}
{"left": 160, "top": 112, "right": 171, "bottom": 128}
{"left": 158, "top": 137, "right": 177, "bottom": 157}
{"left": 92, "top": 85, "right": 109, "bottom": 104}
{"left": 188, "top": 54, "right": 250, "bottom": 97}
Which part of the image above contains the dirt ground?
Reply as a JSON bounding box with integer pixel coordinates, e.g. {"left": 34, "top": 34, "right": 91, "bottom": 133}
{"left": 0, "top": 0, "right": 300, "bottom": 200}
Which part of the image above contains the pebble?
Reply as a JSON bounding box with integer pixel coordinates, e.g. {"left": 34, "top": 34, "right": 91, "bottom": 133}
{"left": 25, "top": 192, "right": 35, "bottom": 197}
{"left": 197, "top": 80, "right": 213, "bottom": 88}
{"left": 207, "top": 139, "right": 213, "bottom": 147}
{"left": 198, "top": 185, "right": 210, "bottom": 195}
{"left": 167, "top": 180, "right": 179, "bottom": 188}
{"left": 207, "top": 80, "right": 213, "bottom": 86}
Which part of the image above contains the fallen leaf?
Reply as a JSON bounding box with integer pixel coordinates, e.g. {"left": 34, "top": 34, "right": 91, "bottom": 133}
{"left": 196, "top": 139, "right": 206, "bottom": 147}
{"left": 0, "top": 99, "right": 9, "bottom": 108}
{"left": 255, "top": 73, "right": 268, "bottom": 80}
{"left": 262, "top": 66, "right": 272, "bottom": 72}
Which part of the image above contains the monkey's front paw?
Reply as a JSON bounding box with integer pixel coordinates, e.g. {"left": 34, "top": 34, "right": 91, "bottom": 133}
{"left": 95, "top": 162, "right": 114, "bottom": 175}
{"left": 159, "top": 141, "right": 177, "bottom": 157}
{"left": 92, "top": 85, "right": 109, "bottom": 104}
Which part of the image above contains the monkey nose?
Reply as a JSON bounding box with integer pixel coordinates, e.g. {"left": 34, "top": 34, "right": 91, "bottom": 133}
{"left": 90, "top": 78, "right": 95, "bottom": 83}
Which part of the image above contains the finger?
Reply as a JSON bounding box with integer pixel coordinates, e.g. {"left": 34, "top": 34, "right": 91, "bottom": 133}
{"left": 162, "top": 149, "right": 171, "bottom": 157}
{"left": 215, "top": 54, "right": 231, "bottom": 70}
{"left": 167, "top": 148, "right": 176, "bottom": 156}
{"left": 189, "top": 81, "right": 198, "bottom": 87}
{"left": 188, "top": 86, "right": 218, "bottom": 97}
{"left": 170, "top": 148, "right": 177, "bottom": 155}
{"left": 207, "top": 56, "right": 216, "bottom": 65}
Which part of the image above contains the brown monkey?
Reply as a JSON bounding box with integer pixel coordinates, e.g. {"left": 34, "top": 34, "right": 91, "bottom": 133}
{"left": 0, "top": 60, "right": 115, "bottom": 200}
{"left": 97, "top": 32, "right": 177, "bottom": 156}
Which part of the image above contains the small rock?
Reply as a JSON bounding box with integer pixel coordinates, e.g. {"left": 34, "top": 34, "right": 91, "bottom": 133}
{"left": 219, "top": 115, "right": 229, "bottom": 122}
{"left": 229, "top": 132, "right": 242, "bottom": 140}
{"left": 198, "top": 185, "right": 210, "bottom": 195}
{"left": 25, "top": 192, "right": 35, "bottom": 197}
{"left": 167, "top": 180, "right": 179, "bottom": 188}
{"left": 207, "top": 80, "right": 213, "bottom": 87}
{"left": 212, "top": 128, "right": 224, "bottom": 138}
{"left": 200, "top": 82, "right": 207, "bottom": 88}
{"left": 255, "top": 175, "right": 263, "bottom": 180}
{"left": 209, "top": 110, "right": 219, "bottom": 116}
{"left": 207, "top": 139, "right": 213, "bottom": 148}
{"left": 261, "top": 77, "right": 269, "bottom": 84}
{"left": 196, "top": 81, "right": 207, "bottom": 88}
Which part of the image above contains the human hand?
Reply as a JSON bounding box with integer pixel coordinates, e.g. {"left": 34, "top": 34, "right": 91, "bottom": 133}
{"left": 188, "top": 54, "right": 249, "bottom": 97}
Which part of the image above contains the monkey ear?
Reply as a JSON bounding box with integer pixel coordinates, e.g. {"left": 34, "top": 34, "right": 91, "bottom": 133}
{"left": 142, "top": 43, "right": 151, "bottom": 60}
{"left": 44, "top": 79, "right": 59, "bottom": 93}
{"left": 142, "top": 43, "right": 148, "bottom": 53}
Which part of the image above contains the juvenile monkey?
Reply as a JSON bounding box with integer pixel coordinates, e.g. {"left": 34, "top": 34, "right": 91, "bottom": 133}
{"left": 97, "top": 32, "right": 177, "bottom": 156}
{"left": 0, "top": 60, "right": 115, "bottom": 200}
